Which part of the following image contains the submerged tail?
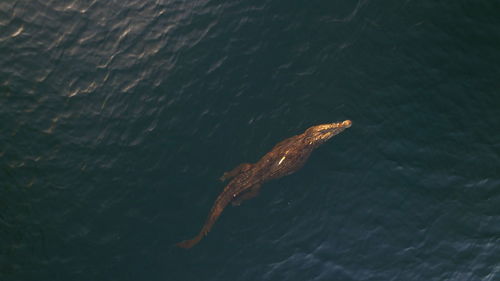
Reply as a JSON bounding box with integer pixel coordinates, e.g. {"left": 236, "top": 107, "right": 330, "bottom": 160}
{"left": 175, "top": 188, "right": 233, "bottom": 249}
{"left": 175, "top": 234, "right": 204, "bottom": 249}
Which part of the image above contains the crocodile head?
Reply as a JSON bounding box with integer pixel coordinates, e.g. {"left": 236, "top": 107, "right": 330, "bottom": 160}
{"left": 305, "top": 120, "right": 352, "bottom": 146}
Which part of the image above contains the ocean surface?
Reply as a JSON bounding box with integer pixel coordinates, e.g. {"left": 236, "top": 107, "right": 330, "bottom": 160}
{"left": 1, "top": 1, "right": 500, "bottom": 280}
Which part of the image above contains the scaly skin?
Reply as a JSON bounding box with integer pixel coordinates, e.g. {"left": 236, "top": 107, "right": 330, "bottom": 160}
{"left": 176, "top": 120, "right": 352, "bottom": 249}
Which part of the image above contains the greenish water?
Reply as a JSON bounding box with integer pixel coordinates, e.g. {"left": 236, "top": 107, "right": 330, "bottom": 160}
{"left": 1, "top": 1, "right": 500, "bottom": 280}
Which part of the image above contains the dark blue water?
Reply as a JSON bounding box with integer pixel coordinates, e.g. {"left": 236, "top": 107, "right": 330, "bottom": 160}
{"left": 1, "top": 1, "right": 500, "bottom": 280}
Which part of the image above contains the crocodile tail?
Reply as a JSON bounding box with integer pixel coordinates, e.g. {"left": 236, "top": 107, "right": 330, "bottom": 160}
{"left": 175, "top": 234, "right": 203, "bottom": 249}
{"left": 176, "top": 190, "right": 232, "bottom": 249}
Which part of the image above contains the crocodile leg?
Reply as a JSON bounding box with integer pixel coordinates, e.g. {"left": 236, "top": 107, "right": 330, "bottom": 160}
{"left": 219, "top": 163, "right": 252, "bottom": 182}
{"left": 232, "top": 184, "right": 261, "bottom": 206}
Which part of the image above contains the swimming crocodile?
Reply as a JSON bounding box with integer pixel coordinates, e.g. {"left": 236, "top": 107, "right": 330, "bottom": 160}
{"left": 176, "top": 120, "right": 352, "bottom": 248}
